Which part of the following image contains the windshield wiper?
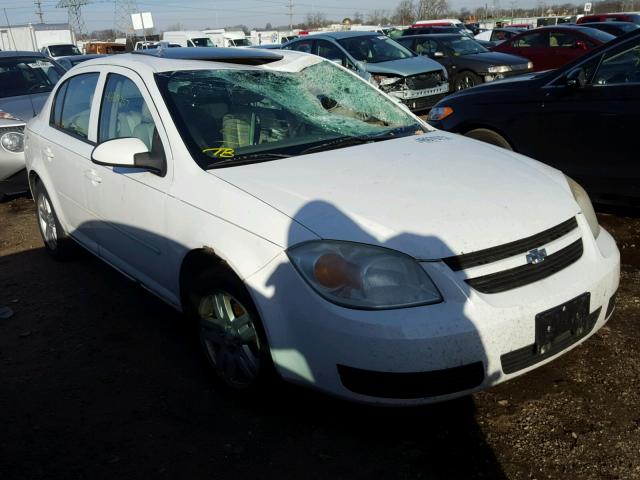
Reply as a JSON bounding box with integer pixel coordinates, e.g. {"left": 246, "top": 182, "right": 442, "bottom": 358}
{"left": 205, "top": 152, "right": 292, "bottom": 169}
{"left": 299, "top": 136, "right": 372, "bottom": 155}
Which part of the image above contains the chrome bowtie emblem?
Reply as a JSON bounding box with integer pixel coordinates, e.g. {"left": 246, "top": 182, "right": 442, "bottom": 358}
{"left": 526, "top": 248, "right": 547, "bottom": 265}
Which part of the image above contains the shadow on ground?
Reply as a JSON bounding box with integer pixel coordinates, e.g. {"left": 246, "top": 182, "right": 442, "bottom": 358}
{"left": 0, "top": 245, "right": 506, "bottom": 480}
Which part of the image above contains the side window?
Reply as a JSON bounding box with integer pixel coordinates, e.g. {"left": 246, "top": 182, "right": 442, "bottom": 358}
{"left": 549, "top": 32, "right": 578, "bottom": 48}
{"left": 414, "top": 38, "right": 437, "bottom": 55}
{"left": 592, "top": 43, "right": 640, "bottom": 86}
{"left": 512, "top": 32, "right": 547, "bottom": 48}
{"left": 287, "top": 39, "right": 314, "bottom": 53}
{"left": 50, "top": 73, "right": 99, "bottom": 140}
{"left": 99, "top": 74, "right": 165, "bottom": 158}
{"left": 316, "top": 40, "right": 346, "bottom": 65}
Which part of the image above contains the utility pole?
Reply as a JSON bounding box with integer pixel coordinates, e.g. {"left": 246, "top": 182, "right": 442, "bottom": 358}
{"left": 57, "top": 0, "right": 90, "bottom": 38}
{"left": 34, "top": 0, "right": 44, "bottom": 23}
{"left": 114, "top": 0, "right": 138, "bottom": 46}
{"left": 288, "top": 0, "right": 293, "bottom": 32}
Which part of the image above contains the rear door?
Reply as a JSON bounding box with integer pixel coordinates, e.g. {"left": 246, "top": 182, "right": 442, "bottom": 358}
{"left": 507, "top": 31, "right": 550, "bottom": 69}
{"left": 41, "top": 71, "right": 100, "bottom": 251}
{"left": 548, "top": 30, "right": 589, "bottom": 68}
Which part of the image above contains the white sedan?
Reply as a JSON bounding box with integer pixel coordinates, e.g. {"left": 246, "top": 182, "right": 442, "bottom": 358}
{"left": 24, "top": 47, "right": 619, "bottom": 405}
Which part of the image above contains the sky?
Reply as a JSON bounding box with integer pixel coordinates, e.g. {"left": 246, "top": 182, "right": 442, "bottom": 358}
{"left": 0, "top": 0, "right": 554, "bottom": 31}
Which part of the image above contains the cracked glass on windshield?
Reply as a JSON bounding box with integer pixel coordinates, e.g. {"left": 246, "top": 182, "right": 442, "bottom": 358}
{"left": 155, "top": 60, "right": 423, "bottom": 168}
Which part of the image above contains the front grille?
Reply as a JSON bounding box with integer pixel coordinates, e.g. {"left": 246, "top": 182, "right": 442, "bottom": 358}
{"left": 337, "top": 362, "right": 484, "bottom": 399}
{"left": 402, "top": 93, "right": 446, "bottom": 111}
{"left": 443, "top": 217, "right": 578, "bottom": 271}
{"left": 465, "top": 239, "right": 584, "bottom": 294}
{"left": 405, "top": 71, "right": 443, "bottom": 90}
{"left": 0, "top": 125, "right": 25, "bottom": 135}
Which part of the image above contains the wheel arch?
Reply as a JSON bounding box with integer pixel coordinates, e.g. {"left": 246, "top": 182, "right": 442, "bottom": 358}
{"left": 459, "top": 123, "right": 516, "bottom": 151}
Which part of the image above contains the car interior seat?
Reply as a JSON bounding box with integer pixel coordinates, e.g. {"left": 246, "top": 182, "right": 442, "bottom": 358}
{"left": 222, "top": 89, "right": 264, "bottom": 148}
{"left": 132, "top": 103, "right": 155, "bottom": 150}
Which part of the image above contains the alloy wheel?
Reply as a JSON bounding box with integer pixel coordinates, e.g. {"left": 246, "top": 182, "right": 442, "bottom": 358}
{"left": 37, "top": 193, "right": 58, "bottom": 250}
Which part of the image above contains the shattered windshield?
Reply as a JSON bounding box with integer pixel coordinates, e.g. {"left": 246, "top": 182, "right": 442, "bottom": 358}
{"left": 338, "top": 35, "right": 415, "bottom": 63}
{"left": 155, "top": 60, "right": 423, "bottom": 169}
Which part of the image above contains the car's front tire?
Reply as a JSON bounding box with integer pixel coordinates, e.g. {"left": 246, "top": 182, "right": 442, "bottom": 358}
{"left": 34, "top": 181, "right": 77, "bottom": 260}
{"left": 464, "top": 128, "right": 513, "bottom": 150}
{"left": 453, "top": 71, "right": 482, "bottom": 91}
{"left": 188, "top": 267, "right": 275, "bottom": 397}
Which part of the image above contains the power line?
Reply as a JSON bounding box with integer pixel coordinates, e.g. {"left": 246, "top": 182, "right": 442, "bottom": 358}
{"left": 113, "top": 0, "right": 137, "bottom": 35}
{"left": 34, "top": 0, "right": 44, "bottom": 22}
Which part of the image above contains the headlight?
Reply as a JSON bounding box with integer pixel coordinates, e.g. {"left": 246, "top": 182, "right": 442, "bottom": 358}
{"left": 527, "top": 61, "right": 534, "bottom": 70}
{"left": 427, "top": 106, "right": 454, "bottom": 121}
{"left": 487, "top": 65, "right": 512, "bottom": 73}
{"left": 1, "top": 132, "right": 24, "bottom": 153}
{"left": 287, "top": 241, "right": 442, "bottom": 309}
{"left": 371, "top": 75, "right": 403, "bottom": 88}
{"left": 0, "top": 111, "right": 20, "bottom": 121}
{"left": 566, "top": 176, "right": 600, "bottom": 238}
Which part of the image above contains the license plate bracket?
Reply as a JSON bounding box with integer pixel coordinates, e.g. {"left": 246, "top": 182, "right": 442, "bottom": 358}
{"left": 535, "top": 293, "right": 591, "bottom": 355}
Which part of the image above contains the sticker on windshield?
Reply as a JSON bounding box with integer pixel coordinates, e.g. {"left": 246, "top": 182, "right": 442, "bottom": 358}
{"left": 27, "top": 61, "right": 50, "bottom": 69}
{"left": 415, "top": 135, "right": 452, "bottom": 143}
{"left": 202, "top": 147, "right": 235, "bottom": 158}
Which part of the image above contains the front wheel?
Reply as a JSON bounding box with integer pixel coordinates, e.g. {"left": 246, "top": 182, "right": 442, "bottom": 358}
{"left": 464, "top": 128, "right": 513, "bottom": 151}
{"left": 453, "top": 71, "right": 482, "bottom": 91}
{"left": 189, "top": 269, "right": 275, "bottom": 396}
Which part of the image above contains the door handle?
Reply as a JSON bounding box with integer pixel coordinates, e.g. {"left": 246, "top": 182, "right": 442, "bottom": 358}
{"left": 84, "top": 169, "right": 102, "bottom": 185}
{"left": 43, "top": 147, "right": 54, "bottom": 160}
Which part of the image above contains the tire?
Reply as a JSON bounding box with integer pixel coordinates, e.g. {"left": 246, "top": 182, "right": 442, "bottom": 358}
{"left": 453, "top": 71, "right": 482, "bottom": 91}
{"left": 33, "top": 181, "right": 78, "bottom": 260}
{"left": 464, "top": 128, "right": 513, "bottom": 151}
{"left": 187, "top": 267, "right": 275, "bottom": 397}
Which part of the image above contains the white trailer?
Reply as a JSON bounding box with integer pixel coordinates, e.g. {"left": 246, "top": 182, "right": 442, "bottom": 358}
{"left": 0, "top": 23, "right": 75, "bottom": 52}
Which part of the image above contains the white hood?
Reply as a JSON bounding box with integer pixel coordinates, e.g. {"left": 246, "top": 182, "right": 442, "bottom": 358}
{"left": 212, "top": 132, "right": 578, "bottom": 259}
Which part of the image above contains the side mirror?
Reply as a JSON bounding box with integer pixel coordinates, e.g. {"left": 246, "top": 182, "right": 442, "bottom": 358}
{"left": 565, "top": 67, "right": 585, "bottom": 89}
{"left": 91, "top": 137, "right": 165, "bottom": 176}
{"left": 433, "top": 51, "right": 445, "bottom": 58}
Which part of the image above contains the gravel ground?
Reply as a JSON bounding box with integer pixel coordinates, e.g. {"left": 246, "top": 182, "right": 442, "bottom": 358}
{"left": 0, "top": 198, "right": 638, "bottom": 480}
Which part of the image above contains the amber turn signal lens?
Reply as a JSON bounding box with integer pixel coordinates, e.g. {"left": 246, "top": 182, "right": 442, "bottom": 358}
{"left": 313, "top": 253, "right": 361, "bottom": 289}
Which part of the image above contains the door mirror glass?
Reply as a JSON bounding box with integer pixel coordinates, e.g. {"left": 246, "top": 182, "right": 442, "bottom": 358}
{"left": 565, "top": 67, "right": 585, "bottom": 89}
{"left": 91, "top": 137, "right": 165, "bottom": 175}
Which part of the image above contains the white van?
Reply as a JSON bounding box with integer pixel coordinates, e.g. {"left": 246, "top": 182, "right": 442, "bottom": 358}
{"left": 203, "top": 29, "right": 250, "bottom": 47}
{"left": 162, "top": 31, "right": 213, "bottom": 48}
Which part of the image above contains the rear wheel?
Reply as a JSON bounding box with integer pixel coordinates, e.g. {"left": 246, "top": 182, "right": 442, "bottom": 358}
{"left": 464, "top": 128, "right": 513, "bottom": 151}
{"left": 453, "top": 71, "right": 482, "bottom": 91}
{"left": 34, "top": 181, "right": 77, "bottom": 259}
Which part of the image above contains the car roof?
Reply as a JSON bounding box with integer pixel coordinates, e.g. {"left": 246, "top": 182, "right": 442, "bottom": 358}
{"left": 72, "top": 47, "right": 315, "bottom": 74}
{"left": 400, "top": 33, "right": 464, "bottom": 39}
{"left": 0, "top": 51, "right": 46, "bottom": 58}
{"left": 303, "top": 31, "right": 380, "bottom": 40}
{"left": 573, "top": 21, "right": 639, "bottom": 27}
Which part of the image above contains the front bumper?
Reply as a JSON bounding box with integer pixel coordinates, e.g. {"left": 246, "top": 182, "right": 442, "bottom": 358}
{"left": 246, "top": 218, "right": 619, "bottom": 405}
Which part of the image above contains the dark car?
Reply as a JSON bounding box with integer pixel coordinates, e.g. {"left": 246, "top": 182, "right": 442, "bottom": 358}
{"left": 56, "top": 54, "right": 106, "bottom": 70}
{"left": 493, "top": 26, "right": 615, "bottom": 71}
{"left": 474, "top": 27, "right": 526, "bottom": 45}
{"left": 427, "top": 29, "right": 640, "bottom": 206}
{"left": 573, "top": 21, "right": 640, "bottom": 37}
{"left": 402, "top": 26, "right": 473, "bottom": 37}
{"left": 397, "top": 34, "right": 533, "bottom": 90}
{"left": 577, "top": 13, "right": 640, "bottom": 25}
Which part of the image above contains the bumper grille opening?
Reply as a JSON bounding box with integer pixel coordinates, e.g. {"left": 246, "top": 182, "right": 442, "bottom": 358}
{"left": 337, "top": 362, "right": 484, "bottom": 399}
{"left": 465, "top": 239, "right": 583, "bottom": 294}
{"left": 606, "top": 291, "right": 617, "bottom": 319}
{"left": 443, "top": 217, "right": 578, "bottom": 271}
{"left": 402, "top": 93, "right": 447, "bottom": 111}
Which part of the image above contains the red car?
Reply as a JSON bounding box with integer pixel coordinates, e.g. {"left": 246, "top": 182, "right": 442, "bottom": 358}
{"left": 492, "top": 26, "right": 615, "bottom": 71}
{"left": 577, "top": 13, "right": 640, "bottom": 24}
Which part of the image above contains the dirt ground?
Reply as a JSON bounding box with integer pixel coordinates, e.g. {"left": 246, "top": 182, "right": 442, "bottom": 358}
{"left": 1, "top": 197, "right": 638, "bottom": 480}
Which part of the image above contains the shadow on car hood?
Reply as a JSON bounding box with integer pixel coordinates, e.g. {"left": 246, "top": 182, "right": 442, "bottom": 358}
{"left": 212, "top": 132, "right": 578, "bottom": 259}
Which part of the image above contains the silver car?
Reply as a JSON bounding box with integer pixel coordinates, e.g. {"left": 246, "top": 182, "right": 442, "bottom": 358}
{"left": 283, "top": 31, "right": 449, "bottom": 111}
{"left": 0, "top": 52, "right": 64, "bottom": 198}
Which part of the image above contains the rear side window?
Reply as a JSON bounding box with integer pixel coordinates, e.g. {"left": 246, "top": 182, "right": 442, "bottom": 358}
{"left": 50, "top": 73, "right": 99, "bottom": 140}
{"left": 287, "top": 39, "right": 314, "bottom": 53}
{"left": 513, "top": 32, "right": 547, "bottom": 48}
